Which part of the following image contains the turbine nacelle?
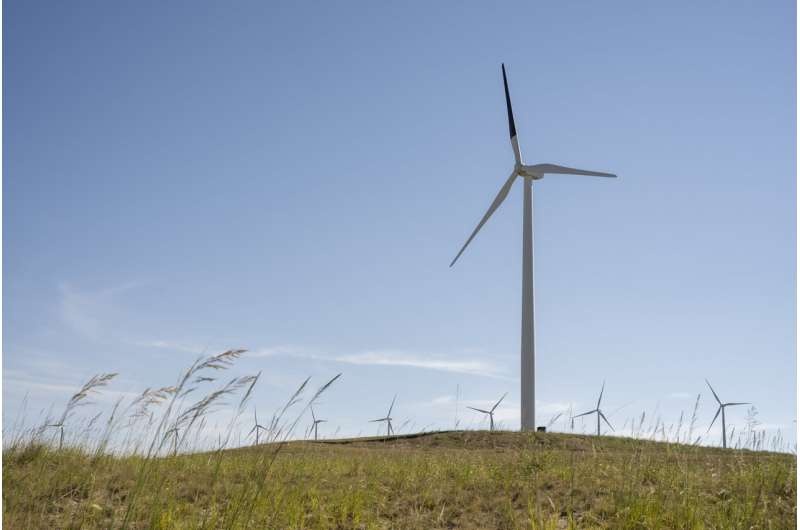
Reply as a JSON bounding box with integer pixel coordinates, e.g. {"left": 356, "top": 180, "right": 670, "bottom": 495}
{"left": 515, "top": 164, "right": 544, "bottom": 180}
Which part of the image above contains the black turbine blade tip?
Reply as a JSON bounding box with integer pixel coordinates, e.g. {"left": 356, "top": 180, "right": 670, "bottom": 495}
{"left": 501, "top": 63, "right": 517, "bottom": 139}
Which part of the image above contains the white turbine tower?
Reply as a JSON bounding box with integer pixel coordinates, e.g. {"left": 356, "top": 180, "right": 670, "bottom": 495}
{"left": 706, "top": 379, "right": 749, "bottom": 449}
{"left": 369, "top": 395, "right": 397, "bottom": 437}
{"left": 467, "top": 392, "right": 507, "bottom": 431}
{"left": 573, "top": 381, "right": 614, "bottom": 436}
{"left": 450, "top": 64, "right": 617, "bottom": 431}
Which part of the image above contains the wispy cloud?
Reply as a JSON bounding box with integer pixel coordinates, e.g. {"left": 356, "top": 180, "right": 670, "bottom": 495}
{"left": 137, "top": 341, "right": 509, "bottom": 383}
{"left": 250, "top": 344, "right": 311, "bottom": 358}
{"left": 58, "top": 284, "right": 103, "bottom": 340}
{"left": 57, "top": 281, "right": 142, "bottom": 341}
{"left": 248, "top": 345, "right": 509, "bottom": 379}
{"left": 4, "top": 367, "right": 139, "bottom": 404}
{"left": 430, "top": 395, "right": 458, "bottom": 405}
{"left": 135, "top": 339, "right": 208, "bottom": 354}
{"left": 333, "top": 351, "right": 506, "bottom": 378}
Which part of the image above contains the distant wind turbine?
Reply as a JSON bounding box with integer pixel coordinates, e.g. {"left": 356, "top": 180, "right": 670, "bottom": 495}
{"left": 45, "top": 421, "right": 65, "bottom": 450}
{"left": 468, "top": 392, "right": 507, "bottom": 431}
{"left": 706, "top": 379, "right": 749, "bottom": 449}
{"left": 574, "top": 382, "right": 614, "bottom": 436}
{"left": 370, "top": 395, "right": 396, "bottom": 437}
{"left": 450, "top": 64, "right": 617, "bottom": 431}
{"left": 310, "top": 405, "right": 327, "bottom": 441}
{"left": 249, "top": 408, "right": 267, "bottom": 445}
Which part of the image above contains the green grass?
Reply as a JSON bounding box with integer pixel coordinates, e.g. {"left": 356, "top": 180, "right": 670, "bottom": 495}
{"left": 4, "top": 430, "right": 795, "bottom": 529}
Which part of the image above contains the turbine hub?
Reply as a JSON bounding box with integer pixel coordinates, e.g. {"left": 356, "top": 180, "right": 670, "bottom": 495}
{"left": 516, "top": 164, "right": 544, "bottom": 180}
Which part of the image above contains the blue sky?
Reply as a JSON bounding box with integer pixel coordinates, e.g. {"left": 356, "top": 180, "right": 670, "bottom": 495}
{"left": 4, "top": 1, "right": 796, "bottom": 446}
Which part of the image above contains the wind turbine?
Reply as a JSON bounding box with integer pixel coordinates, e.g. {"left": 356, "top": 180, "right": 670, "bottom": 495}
{"left": 468, "top": 392, "right": 507, "bottom": 431}
{"left": 705, "top": 379, "right": 749, "bottom": 449}
{"left": 369, "top": 395, "right": 396, "bottom": 437}
{"left": 249, "top": 408, "right": 267, "bottom": 445}
{"left": 310, "top": 405, "right": 327, "bottom": 441}
{"left": 573, "top": 381, "right": 614, "bottom": 436}
{"left": 45, "top": 421, "right": 65, "bottom": 450}
{"left": 450, "top": 64, "right": 617, "bottom": 431}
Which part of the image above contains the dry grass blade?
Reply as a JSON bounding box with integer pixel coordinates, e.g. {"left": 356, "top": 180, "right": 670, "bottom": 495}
{"left": 195, "top": 349, "right": 246, "bottom": 373}
{"left": 238, "top": 372, "right": 261, "bottom": 414}
{"left": 173, "top": 376, "right": 255, "bottom": 434}
{"left": 57, "top": 373, "right": 118, "bottom": 425}
{"left": 129, "top": 386, "right": 177, "bottom": 422}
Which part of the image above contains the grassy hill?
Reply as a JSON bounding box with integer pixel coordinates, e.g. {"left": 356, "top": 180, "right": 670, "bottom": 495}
{"left": 4, "top": 430, "right": 795, "bottom": 529}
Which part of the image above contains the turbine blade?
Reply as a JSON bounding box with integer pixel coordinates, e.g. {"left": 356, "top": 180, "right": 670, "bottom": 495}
{"left": 311, "top": 405, "right": 316, "bottom": 423}
{"left": 597, "top": 381, "right": 605, "bottom": 409}
{"left": 468, "top": 407, "right": 490, "bottom": 414}
{"left": 573, "top": 410, "right": 596, "bottom": 419}
{"left": 388, "top": 394, "right": 397, "bottom": 417}
{"left": 491, "top": 392, "right": 508, "bottom": 412}
{"left": 501, "top": 63, "right": 520, "bottom": 163}
{"left": 705, "top": 379, "right": 722, "bottom": 405}
{"left": 599, "top": 411, "right": 614, "bottom": 431}
{"left": 248, "top": 425, "right": 257, "bottom": 436}
{"left": 724, "top": 402, "right": 750, "bottom": 407}
{"left": 707, "top": 406, "right": 722, "bottom": 432}
{"left": 526, "top": 163, "right": 616, "bottom": 178}
{"left": 450, "top": 170, "right": 518, "bottom": 267}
